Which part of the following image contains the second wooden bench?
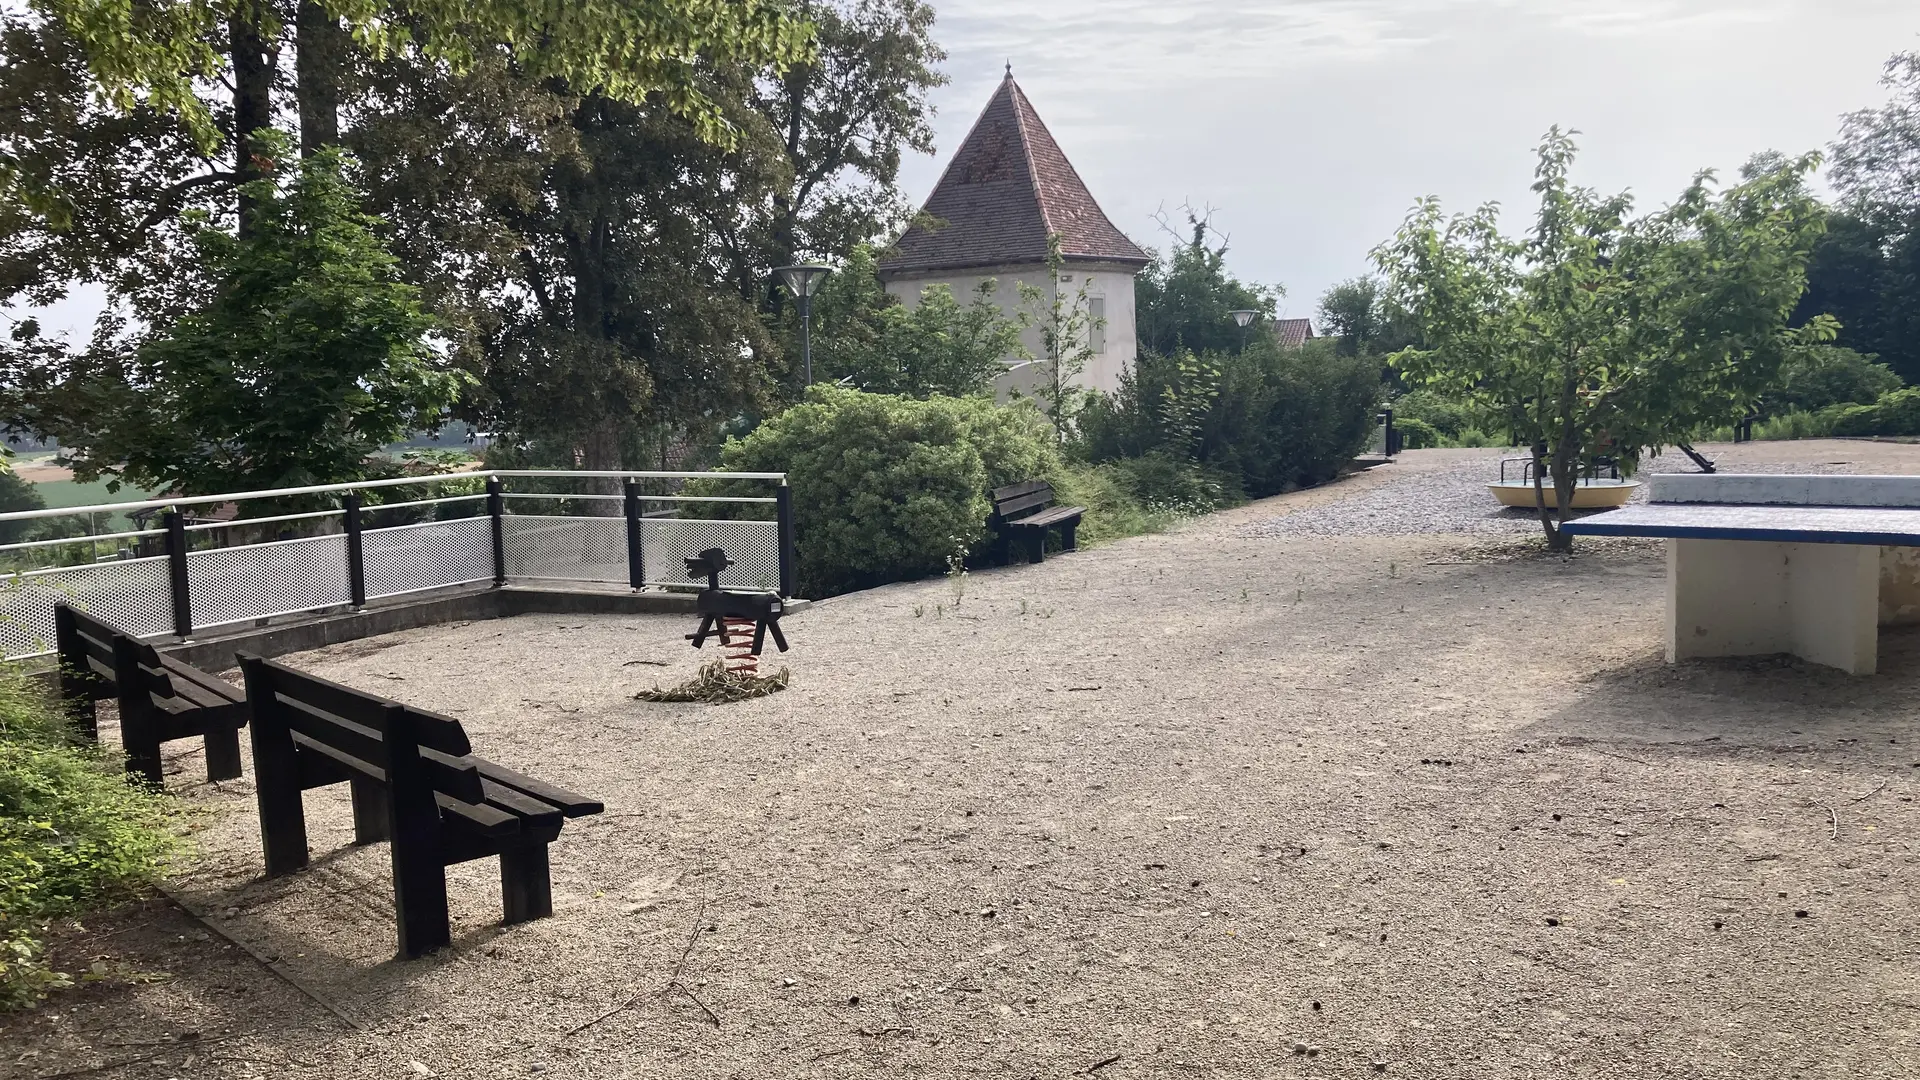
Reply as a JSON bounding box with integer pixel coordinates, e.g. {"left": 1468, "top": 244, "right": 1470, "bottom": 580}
{"left": 238, "top": 655, "right": 603, "bottom": 958}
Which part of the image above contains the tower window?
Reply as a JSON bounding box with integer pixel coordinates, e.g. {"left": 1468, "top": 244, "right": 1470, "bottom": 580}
{"left": 1088, "top": 297, "right": 1107, "bottom": 354}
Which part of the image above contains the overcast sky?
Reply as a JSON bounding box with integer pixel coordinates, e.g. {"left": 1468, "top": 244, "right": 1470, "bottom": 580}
{"left": 898, "top": 0, "right": 1918, "bottom": 321}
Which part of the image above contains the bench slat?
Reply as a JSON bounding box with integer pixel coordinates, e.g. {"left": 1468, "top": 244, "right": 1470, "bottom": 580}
{"left": 278, "top": 697, "right": 390, "bottom": 769}
{"left": 159, "top": 657, "right": 245, "bottom": 705}
{"left": 477, "top": 778, "right": 565, "bottom": 828}
{"left": 464, "top": 755, "right": 604, "bottom": 817}
{"left": 995, "top": 490, "right": 1056, "bottom": 519}
{"left": 292, "top": 730, "right": 385, "bottom": 785}
{"left": 436, "top": 794, "right": 521, "bottom": 838}
{"left": 1017, "top": 505, "right": 1085, "bottom": 529}
{"left": 992, "top": 479, "right": 1051, "bottom": 503}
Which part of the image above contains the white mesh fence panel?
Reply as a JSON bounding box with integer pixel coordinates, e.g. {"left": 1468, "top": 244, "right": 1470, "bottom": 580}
{"left": 0, "top": 557, "right": 173, "bottom": 660}
{"left": 643, "top": 518, "right": 780, "bottom": 591}
{"left": 502, "top": 514, "right": 627, "bottom": 583}
{"left": 187, "top": 534, "right": 350, "bottom": 629}
{"left": 364, "top": 516, "right": 493, "bottom": 599}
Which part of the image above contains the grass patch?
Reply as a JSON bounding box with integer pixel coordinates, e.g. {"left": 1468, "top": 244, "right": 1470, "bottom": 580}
{"left": 0, "top": 668, "right": 179, "bottom": 1010}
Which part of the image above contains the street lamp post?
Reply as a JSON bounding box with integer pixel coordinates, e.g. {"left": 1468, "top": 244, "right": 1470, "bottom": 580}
{"left": 1229, "top": 309, "right": 1258, "bottom": 351}
{"left": 774, "top": 264, "right": 834, "bottom": 386}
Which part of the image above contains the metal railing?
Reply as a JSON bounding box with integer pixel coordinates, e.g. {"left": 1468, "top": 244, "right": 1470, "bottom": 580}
{"left": 0, "top": 469, "right": 792, "bottom": 660}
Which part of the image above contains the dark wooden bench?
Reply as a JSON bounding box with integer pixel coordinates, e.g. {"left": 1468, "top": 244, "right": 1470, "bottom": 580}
{"left": 237, "top": 654, "right": 603, "bottom": 959}
{"left": 55, "top": 604, "right": 247, "bottom": 786}
{"left": 989, "top": 480, "right": 1085, "bottom": 564}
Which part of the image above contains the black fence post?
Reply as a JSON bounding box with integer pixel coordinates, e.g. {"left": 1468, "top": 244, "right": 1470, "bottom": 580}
{"left": 487, "top": 476, "right": 506, "bottom": 587}
{"left": 164, "top": 510, "right": 193, "bottom": 637}
{"left": 776, "top": 481, "right": 796, "bottom": 598}
{"left": 343, "top": 493, "right": 366, "bottom": 608}
{"left": 624, "top": 480, "right": 645, "bottom": 591}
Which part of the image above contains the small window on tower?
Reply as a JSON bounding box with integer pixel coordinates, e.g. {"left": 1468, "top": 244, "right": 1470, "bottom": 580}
{"left": 1088, "top": 297, "right": 1107, "bottom": 354}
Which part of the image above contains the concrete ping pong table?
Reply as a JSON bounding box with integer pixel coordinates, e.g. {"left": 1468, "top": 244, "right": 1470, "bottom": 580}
{"left": 1560, "top": 473, "right": 1920, "bottom": 675}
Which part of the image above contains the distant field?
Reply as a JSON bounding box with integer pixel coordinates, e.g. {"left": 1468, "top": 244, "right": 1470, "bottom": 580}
{"left": 27, "top": 478, "right": 154, "bottom": 534}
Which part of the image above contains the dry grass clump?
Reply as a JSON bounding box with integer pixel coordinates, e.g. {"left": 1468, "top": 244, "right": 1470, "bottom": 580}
{"left": 633, "top": 658, "right": 790, "bottom": 704}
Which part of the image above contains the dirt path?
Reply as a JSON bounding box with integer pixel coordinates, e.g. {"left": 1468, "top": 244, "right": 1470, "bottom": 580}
{"left": 7, "top": 441, "right": 1919, "bottom": 1079}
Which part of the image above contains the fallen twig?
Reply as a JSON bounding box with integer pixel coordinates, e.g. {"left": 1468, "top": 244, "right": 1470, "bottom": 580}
{"left": 1816, "top": 800, "right": 1838, "bottom": 840}
{"left": 1851, "top": 779, "right": 1890, "bottom": 803}
{"left": 1086, "top": 1054, "right": 1123, "bottom": 1074}
{"left": 566, "top": 899, "right": 711, "bottom": 1036}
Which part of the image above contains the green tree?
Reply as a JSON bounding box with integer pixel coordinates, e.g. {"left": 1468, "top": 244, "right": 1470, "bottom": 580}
{"left": 1375, "top": 129, "right": 1830, "bottom": 551}
{"left": 748, "top": 0, "right": 945, "bottom": 282}
{"left": 28, "top": 140, "right": 464, "bottom": 495}
{"left": 1797, "top": 52, "right": 1920, "bottom": 383}
{"left": 1020, "top": 235, "right": 1104, "bottom": 440}
{"left": 1316, "top": 276, "right": 1420, "bottom": 359}
{"left": 810, "top": 247, "right": 1027, "bottom": 396}
{"left": 1134, "top": 211, "right": 1277, "bottom": 356}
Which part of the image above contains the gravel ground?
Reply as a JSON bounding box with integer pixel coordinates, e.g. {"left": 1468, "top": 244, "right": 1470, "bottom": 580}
{"left": 6, "top": 439, "right": 1920, "bottom": 1080}
{"left": 1248, "top": 443, "right": 1892, "bottom": 538}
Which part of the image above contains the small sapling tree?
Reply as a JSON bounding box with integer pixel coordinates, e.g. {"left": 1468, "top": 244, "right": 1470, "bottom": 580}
{"left": 1374, "top": 128, "right": 1831, "bottom": 551}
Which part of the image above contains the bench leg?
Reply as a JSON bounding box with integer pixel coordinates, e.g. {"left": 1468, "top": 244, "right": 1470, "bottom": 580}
{"left": 389, "top": 832, "right": 451, "bottom": 959}
{"left": 1024, "top": 528, "right": 1046, "bottom": 564}
{"left": 121, "top": 713, "right": 164, "bottom": 788}
{"left": 500, "top": 844, "right": 554, "bottom": 924}
{"left": 350, "top": 779, "right": 392, "bottom": 844}
{"left": 204, "top": 725, "right": 243, "bottom": 783}
{"left": 1060, "top": 522, "right": 1078, "bottom": 553}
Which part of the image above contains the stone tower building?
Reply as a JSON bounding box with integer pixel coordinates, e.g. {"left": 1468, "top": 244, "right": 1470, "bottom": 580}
{"left": 878, "top": 71, "right": 1149, "bottom": 396}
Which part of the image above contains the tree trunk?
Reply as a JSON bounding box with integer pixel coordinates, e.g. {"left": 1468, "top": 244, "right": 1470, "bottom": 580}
{"left": 295, "top": 1, "right": 345, "bottom": 156}
{"left": 1529, "top": 442, "right": 1561, "bottom": 549}
{"left": 230, "top": 3, "right": 275, "bottom": 237}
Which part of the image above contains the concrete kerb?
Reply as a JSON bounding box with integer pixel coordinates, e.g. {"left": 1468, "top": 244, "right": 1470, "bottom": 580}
{"left": 159, "top": 585, "right": 701, "bottom": 671}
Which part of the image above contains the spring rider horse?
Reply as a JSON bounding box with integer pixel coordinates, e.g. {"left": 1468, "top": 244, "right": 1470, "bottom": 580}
{"left": 683, "top": 548, "right": 788, "bottom": 672}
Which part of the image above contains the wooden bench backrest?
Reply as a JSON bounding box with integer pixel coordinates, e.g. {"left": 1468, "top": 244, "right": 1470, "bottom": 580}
{"left": 57, "top": 604, "right": 173, "bottom": 698}
{"left": 992, "top": 479, "right": 1056, "bottom": 521}
{"left": 237, "top": 654, "right": 483, "bottom": 803}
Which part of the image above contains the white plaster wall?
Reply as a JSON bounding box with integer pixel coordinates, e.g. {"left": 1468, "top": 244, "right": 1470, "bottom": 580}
{"left": 883, "top": 264, "right": 1138, "bottom": 397}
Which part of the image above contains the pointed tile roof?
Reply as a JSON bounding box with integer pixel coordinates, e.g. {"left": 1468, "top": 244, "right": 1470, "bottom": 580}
{"left": 879, "top": 74, "right": 1149, "bottom": 278}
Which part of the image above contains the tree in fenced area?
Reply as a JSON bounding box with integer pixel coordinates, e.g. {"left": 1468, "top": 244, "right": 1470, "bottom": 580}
{"left": 22, "top": 141, "right": 464, "bottom": 496}
{"left": 1374, "top": 128, "right": 1831, "bottom": 552}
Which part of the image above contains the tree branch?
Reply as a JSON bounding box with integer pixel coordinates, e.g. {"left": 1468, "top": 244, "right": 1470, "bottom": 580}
{"left": 135, "top": 171, "right": 243, "bottom": 235}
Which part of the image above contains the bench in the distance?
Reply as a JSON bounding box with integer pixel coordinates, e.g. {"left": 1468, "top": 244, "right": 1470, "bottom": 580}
{"left": 990, "top": 480, "right": 1086, "bottom": 564}
{"left": 55, "top": 604, "right": 247, "bottom": 785}
{"left": 237, "top": 654, "right": 603, "bottom": 958}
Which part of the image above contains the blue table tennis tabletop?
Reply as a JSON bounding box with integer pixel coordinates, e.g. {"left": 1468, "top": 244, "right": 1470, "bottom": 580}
{"left": 1559, "top": 503, "right": 1920, "bottom": 546}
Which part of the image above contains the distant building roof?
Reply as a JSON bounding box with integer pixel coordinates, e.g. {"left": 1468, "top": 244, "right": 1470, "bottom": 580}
{"left": 879, "top": 72, "right": 1149, "bottom": 278}
{"left": 1273, "top": 318, "right": 1316, "bottom": 348}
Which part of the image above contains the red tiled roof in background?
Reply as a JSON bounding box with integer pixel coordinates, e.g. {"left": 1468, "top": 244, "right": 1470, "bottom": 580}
{"left": 1273, "top": 318, "right": 1316, "bottom": 348}
{"left": 879, "top": 73, "right": 1149, "bottom": 278}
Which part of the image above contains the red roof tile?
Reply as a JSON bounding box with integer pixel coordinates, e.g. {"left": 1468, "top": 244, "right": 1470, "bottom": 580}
{"left": 879, "top": 74, "right": 1149, "bottom": 277}
{"left": 1273, "top": 318, "right": 1316, "bottom": 348}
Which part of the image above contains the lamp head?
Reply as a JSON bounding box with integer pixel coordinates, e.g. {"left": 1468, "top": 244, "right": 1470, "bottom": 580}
{"left": 774, "top": 264, "right": 833, "bottom": 300}
{"left": 1229, "top": 309, "right": 1258, "bottom": 329}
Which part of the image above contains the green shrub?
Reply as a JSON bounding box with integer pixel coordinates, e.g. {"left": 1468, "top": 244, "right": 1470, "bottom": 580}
{"left": 1770, "top": 345, "right": 1901, "bottom": 414}
{"left": 1081, "top": 339, "right": 1380, "bottom": 499}
{"left": 713, "top": 387, "right": 1056, "bottom": 597}
{"left": 1395, "top": 417, "right": 1441, "bottom": 450}
{"left": 1829, "top": 388, "right": 1920, "bottom": 437}
{"left": 0, "top": 667, "right": 177, "bottom": 1009}
{"left": 1392, "top": 388, "right": 1478, "bottom": 439}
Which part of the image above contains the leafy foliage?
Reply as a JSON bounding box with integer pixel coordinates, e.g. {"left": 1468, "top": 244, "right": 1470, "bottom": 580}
{"left": 1134, "top": 212, "right": 1277, "bottom": 356}
{"left": 714, "top": 387, "right": 1057, "bottom": 597}
{"left": 0, "top": 666, "right": 176, "bottom": 1010}
{"left": 1829, "top": 388, "right": 1920, "bottom": 437}
{"left": 1017, "top": 235, "right": 1104, "bottom": 440}
{"left": 1375, "top": 129, "right": 1829, "bottom": 550}
{"left": 1080, "top": 338, "right": 1380, "bottom": 499}
{"left": 28, "top": 0, "right": 812, "bottom": 150}
{"left": 1316, "top": 276, "right": 1419, "bottom": 358}
{"left": 1766, "top": 344, "right": 1901, "bottom": 414}
{"left": 26, "top": 140, "right": 464, "bottom": 495}
{"left": 808, "top": 245, "right": 1027, "bottom": 397}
